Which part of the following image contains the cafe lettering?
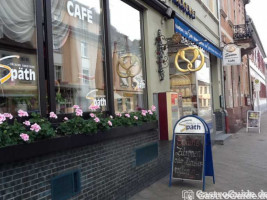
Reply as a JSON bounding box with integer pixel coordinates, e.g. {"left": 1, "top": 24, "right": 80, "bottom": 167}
{"left": 67, "top": 0, "right": 93, "bottom": 23}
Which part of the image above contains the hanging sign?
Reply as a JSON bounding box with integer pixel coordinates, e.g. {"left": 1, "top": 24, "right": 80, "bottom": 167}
{"left": 223, "top": 44, "right": 241, "bottom": 66}
{"left": 169, "top": 115, "right": 215, "bottom": 191}
{"left": 247, "top": 111, "right": 261, "bottom": 133}
{"left": 254, "top": 79, "right": 261, "bottom": 92}
{"left": 175, "top": 47, "right": 205, "bottom": 72}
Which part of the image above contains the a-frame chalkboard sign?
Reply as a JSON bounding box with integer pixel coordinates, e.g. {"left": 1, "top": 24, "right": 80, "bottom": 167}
{"left": 169, "top": 115, "right": 215, "bottom": 191}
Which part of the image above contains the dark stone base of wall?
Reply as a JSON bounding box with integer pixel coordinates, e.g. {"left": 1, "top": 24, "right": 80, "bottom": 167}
{"left": 0, "top": 128, "right": 172, "bottom": 200}
{"left": 214, "top": 111, "right": 225, "bottom": 132}
{"left": 227, "top": 105, "right": 252, "bottom": 133}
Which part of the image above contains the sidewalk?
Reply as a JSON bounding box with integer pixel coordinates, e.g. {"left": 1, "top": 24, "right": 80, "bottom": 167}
{"left": 130, "top": 112, "right": 267, "bottom": 200}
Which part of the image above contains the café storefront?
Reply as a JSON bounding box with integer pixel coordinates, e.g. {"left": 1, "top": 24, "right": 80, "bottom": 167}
{"left": 158, "top": 16, "right": 222, "bottom": 141}
{"left": 0, "top": 0, "right": 170, "bottom": 199}
{"left": 0, "top": 0, "right": 147, "bottom": 116}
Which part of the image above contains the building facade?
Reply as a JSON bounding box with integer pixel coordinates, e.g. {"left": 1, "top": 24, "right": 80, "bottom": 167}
{"left": 220, "top": 0, "right": 255, "bottom": 133}
{"left": 248, "top": 20, "right": 267, "bottom": 112}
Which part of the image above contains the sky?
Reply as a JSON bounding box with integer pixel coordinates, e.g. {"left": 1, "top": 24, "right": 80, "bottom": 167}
{"left": 246, "top": 0, "right": 267, "bottom": 58}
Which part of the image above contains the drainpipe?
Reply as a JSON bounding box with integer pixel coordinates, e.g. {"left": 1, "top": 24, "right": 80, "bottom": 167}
{"left": 247, "top": 56, "right": 253, "bottom": 110}
{"left": 217, "top": 0, "right": 225, "bottom": 110}
{"left": 217, "top": 0, "right": 228, "bottom": 133}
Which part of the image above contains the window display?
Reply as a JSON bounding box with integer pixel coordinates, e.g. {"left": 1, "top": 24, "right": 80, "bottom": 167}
{"left": 110, "top": 0, "right": 146, "bottom": 113}
{"left": 0, "top": 0, "right": 39, "bottom": 114}
{"left": 51, "top": 0, "right": 106, "bottom": 114}
{"left": 169, "top": 48, "right": 213, "bottom": 128}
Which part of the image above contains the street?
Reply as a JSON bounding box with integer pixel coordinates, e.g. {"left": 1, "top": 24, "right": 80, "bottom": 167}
{"left": 130, "top": 112, "right": 267, "bottom": 200}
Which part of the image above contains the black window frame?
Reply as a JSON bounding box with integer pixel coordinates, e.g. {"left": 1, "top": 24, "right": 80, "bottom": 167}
{"left": 42, "top": 0, "right": 148, "bottom": 118}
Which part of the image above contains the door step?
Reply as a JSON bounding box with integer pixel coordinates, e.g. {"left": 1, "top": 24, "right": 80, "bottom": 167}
{"left": 215, "top": 133, "right": 232, "bottom": 145}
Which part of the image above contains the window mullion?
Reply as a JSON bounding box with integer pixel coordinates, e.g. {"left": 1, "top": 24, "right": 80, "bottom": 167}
{"left": 103, "top": 0, "right": 115, "bottom": 116}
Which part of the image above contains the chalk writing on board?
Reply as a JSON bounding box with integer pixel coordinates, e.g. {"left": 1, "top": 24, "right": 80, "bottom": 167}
{"left": 172, "top": 134, "right": 204, "bottom": 180}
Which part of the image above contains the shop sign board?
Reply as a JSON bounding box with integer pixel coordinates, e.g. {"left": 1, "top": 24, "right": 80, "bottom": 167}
{"left": 169, "top": 116, "right": 215, "bottom": 191}
{"left": 254, "top": 79, "right": 261, "bottom": 92}
{"left": 247, "top": 111, "right": 261, "bottom": 133}
{"left": 223, "top": 44, "right": 241, "bottom": 66}
{"left": 172, "top": 0, "right": 196, "bottom": 19}
{"left": 172, "top": 134, "right": 204, "bottom": 180}
{"left": 0, "top": 55, "right": 36, "bottom": 84}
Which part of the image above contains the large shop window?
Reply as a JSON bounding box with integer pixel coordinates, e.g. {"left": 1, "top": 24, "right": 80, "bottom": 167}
{"left": 109, "top": 0, "right": 146, "bottom": 113}
{"left": 0, "top": 0, "right": 39, "bottom": 114}
{"left": 170, "top": 51, "right": 213, "bottom": 128}
{"left": 51, "top": 0, "right": 106, "bottom": 114}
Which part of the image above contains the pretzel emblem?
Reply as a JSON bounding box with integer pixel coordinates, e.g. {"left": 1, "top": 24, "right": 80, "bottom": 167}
{"left": 175, "top": 47, "right": 204, "bottom": 72}
{"left": 116, "top": 54, "right": 141, "bottom": 78}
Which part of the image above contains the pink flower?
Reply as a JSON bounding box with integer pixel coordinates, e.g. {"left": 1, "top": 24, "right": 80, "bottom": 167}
{"left": 73, "top": 105, "right": 80, "bottom": 109}
{"left": 148, "top": 110, "right": 153, "bottom": 115}
{"left": 134, "top": 116, "right": 138, "bottom": 120}
{"left": 110, "top": 115, "right": 113, "bottom": 119}
{"left": 125, "top": 114, "right": 130, "bottom": 118}
{"left": 116, "top": 113, "right": 122, "bottom": 117}
{"left": 75, "top": 108, "right": 83, "bottom": 117}
{"left": 151, "top": 105, "right": 156, "bottom": 112}
{"left": 94, "top": 117, "right": 100, "bottom": 123}
{"left": 64, "top": 117, "right": 69, "bottom": 121}
{"left": 141, "top": 110, "right": 147, "bottom": 116}
{"left": 108, "top": 120, "right": 112, "bottom": 126}
{"left": 49, "top": 112, "right": 58, "bottom": 119}
{"left": 90, "top": 113, "right": 95, "bottom": 118}
{"left": 0, "top": 114, "right": 6, "bottom": 123}
{"left": 18, "top": 110, "right": 29, "bottom": 117}
{"left": 23, "top": 121, "right": 31, "bottom": 126}
{"left": 20, "top": 133, "right": 29, "bottom": 141}
{"left": 30, "top": 123, "right": 41, "bottom": 132}
{"left": 89, "top": 105, "right": 100, "bottom": 111}
{"left": 142, "top": 110, "right": 148, "bottom": 114}
{"left": 4, "top": 113, "right": 13, "bottom": 119}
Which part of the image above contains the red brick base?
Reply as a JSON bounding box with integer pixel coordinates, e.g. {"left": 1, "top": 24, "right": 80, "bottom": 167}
{"left": 226, "top": 106, "right": 252, "bottom": 133}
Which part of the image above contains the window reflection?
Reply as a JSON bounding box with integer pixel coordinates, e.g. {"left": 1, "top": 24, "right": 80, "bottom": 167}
{"left": 0, "top": 0, "right": 39, "bottom": 114}
{"left": 110, "top": 0, "right": 146, "bottom": 113}
{"left": 51, "top": 0, "right": 106, "bottom": 114}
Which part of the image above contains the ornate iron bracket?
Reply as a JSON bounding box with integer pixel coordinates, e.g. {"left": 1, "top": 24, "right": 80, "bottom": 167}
{"left": 155, "top": 29, "right": 169, "bottom": 81}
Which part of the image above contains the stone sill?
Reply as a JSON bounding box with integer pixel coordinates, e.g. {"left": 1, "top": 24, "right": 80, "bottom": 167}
{"left": 0, "top": 121, "right": 158, "bottom": 165}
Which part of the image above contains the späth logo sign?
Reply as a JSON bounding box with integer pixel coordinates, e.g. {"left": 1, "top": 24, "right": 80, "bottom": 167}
{"left": 0, "top": 55, "right": 36, "bottom": 84}
{"left": 180, "top": 122, "right": 201, "bottom": 132}
{"left": 174, "top": 117, "right": 205, "bottom": 134}
{"left": 67, "top": 1, "right": 93, "bottom": 23}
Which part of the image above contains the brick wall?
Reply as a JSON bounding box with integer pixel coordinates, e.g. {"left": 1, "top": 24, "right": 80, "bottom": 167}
{"left": 0, "top": 130, "right": 171, "bottom": 200}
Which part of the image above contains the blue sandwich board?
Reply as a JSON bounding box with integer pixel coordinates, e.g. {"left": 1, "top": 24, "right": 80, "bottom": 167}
{"left": 169, "top": 115, "right": 215, "bottom": 191}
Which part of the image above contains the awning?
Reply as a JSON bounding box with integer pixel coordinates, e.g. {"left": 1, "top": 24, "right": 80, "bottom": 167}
{"left": 174, "top": 17, "right": 222, "bottom": 59}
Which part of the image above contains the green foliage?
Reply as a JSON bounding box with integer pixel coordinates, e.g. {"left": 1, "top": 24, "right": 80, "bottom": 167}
{"left": 0, "top": 119, "right": 28, "bottom": 147}
{"left": 29, "top": 113, "right": 56, "bottom": 140}
{"left": 0, "top": 107, "right": 157, "bottom": 148}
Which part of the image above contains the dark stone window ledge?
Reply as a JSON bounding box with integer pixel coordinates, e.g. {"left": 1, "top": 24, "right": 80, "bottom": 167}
{"left": 0, "top": 121, "right": 158, "bottom": 165}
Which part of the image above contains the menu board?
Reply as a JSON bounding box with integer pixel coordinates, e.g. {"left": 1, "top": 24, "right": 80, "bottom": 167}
{"left": 172, "top": 134, "right": 204, "bottom": 180}
{"left": 247, "top": 111, "right": 261, "bottom": 131}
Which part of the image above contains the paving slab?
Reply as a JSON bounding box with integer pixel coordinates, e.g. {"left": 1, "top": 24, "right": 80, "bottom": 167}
{"left": 130, "top": 112, "right": 267, "bottom": 200}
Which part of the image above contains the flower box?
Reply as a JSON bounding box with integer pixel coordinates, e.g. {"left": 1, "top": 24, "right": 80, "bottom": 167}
{"left": 0, "top": 121, "right": 158, "bottom": 164}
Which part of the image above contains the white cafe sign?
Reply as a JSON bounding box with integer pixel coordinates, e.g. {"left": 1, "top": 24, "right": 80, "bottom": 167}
{"left": 223, "top": 44, "right": 241, "bottom": 66}
{"left": 67, "top": 1, "right": 93, "bottom": 23}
